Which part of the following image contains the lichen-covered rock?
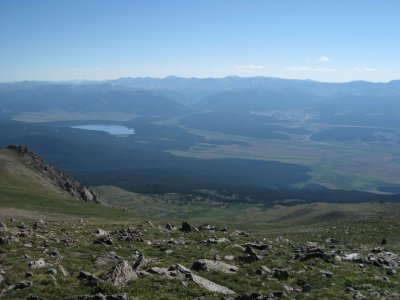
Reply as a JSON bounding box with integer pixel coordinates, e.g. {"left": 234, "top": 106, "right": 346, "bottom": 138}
{"left": 93, "top": 229, "right": 109, "bottom": 237}
{"left": 148, "top": 263, "right": 236, "bottom": 295}
{"left": 294, "top": 242, "right": 330, "bottom": 262}
{"left": 95, "top": 252, "right": 124, "bottom": 265}
{"left": 114, "top": 227, "right": 143, "bottom": 242}
{"left": 191, "top": 259, "right": 238, "bottom": 274}
{"left": 101, "top": 260, "right": 137, "bottom": 288}
{"left": 132, "top": 253, "right": 151, "bottom": 270}
{"left": 28, "top": 258, "right": 46, "bottom": 269}
{"left": 189, "top": 272, "right": 236, "bottom": 295}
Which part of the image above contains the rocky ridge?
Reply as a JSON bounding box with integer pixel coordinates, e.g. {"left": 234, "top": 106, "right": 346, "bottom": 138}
{"left": 6, "top": 145, "right": 98, "bottom": 203}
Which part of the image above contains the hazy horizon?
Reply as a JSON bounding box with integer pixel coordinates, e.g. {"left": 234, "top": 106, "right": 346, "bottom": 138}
{"left": 1, "top": 74, "right": 399, "bottom": 85}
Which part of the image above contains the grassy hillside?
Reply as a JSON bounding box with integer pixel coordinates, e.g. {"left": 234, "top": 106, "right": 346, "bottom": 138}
{"left": 0, "top": 149, "right": 135, "bottom": 220}
{"left": 94, "top": 185, "right": 400, "bottom": 226}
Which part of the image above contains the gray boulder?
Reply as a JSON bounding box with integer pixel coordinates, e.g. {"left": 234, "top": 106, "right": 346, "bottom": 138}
{"left": 94, "top": 236, "right": 113, "bottom": 245}
{"left": 78, "top": 271, "right": 103, "bottom": 287}
{"left": 191, "top": 259, "right": 238, "bottom": 274}
{"left": 102, "top": 260, "right": 137, "bottom": 288}
{"left": 95, "top": 252, "right": 124, "bottom": 265}
{"left": 204, "top": 237, "right": 230, "bottom": 244}
{"left": 93, "top": 229, "right": 109, "bottom": 237}
{"left": 189, "top": 272, "right": 236, "bottom": 295}
{"left": 149, "top": 263, "right": 236, "bottom": 295}
{"left": 273, "top": 269, "right": 289, "bottom": 280}
{"left": 28, "top": 258, "right": 46, "bottom": 269}
{"left": 239, "top": 246, "right": 261, "bottom": 263}
{"left": 132, "top": 253, "right": 151, "bottom": 270}
{"left": 14, "top": 280, "right": 32, "bottom": 289}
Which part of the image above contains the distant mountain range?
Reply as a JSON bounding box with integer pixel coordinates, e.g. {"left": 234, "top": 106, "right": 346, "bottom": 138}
{"left": 107, "top": 76, "right": 400, "bottom": 98}
{"left": 1, "top": 76, "right": 399, "bottom": 120}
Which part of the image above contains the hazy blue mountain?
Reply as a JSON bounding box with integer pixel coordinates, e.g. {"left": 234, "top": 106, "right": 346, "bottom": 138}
{"left": 107, "top": 76, "right": 400, "bottom": 97}
{"left": 0, "top": 82, "right": 189, "bottom": 119}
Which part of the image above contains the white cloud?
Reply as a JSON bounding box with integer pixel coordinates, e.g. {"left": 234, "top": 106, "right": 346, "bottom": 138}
{"left": 234, "top": 65, "right": 265, "bottom": 70}
{"left": 285, "top": 66, "right": 336, "bottom": 72}
{"left": 318, "top": 56, "right": 330, "bottom": 62}
{"left": 347, "top": 67, "right": 376, "bottom": 72}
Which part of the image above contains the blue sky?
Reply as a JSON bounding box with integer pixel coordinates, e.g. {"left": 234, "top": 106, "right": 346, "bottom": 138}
{"left": 0, "top": 0, "right": 399, "bottom": 82}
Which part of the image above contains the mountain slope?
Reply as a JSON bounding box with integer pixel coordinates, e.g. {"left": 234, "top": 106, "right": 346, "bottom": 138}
{"left": 3, "top": 145, "right": 98, "bottom": 202}
{"left": 0, "top": 146, "right": 134, "bottom": 219}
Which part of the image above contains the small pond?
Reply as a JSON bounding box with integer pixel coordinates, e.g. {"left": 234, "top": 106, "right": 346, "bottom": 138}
{"left": 70, "top": 124, "right": 135, "bottom": 135}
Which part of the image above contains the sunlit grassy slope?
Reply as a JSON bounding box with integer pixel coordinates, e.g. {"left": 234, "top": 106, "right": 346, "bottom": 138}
{"left": 0, "top": 149, "right": 136, "bottom": 220}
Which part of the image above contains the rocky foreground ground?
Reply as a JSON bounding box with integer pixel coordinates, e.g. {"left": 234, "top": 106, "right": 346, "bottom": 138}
{"left": 0, "top": 217, "right": 399, "bottom": 299}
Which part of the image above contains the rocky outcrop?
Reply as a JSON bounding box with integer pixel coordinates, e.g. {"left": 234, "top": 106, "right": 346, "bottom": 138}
{"left": 114, "top": 227, "right": 143, "bottom": 242}
{"left": 147, "top": 263, "right": 236, "bottom": 295}
{"left": 190, "top": 271, "right": 236, "bottom": 295}
{"left": 239, "top": 246, "right": 261, "bottom": 263}
{"left": 169, "top": 264, "right": 236, "bottom": 295}
{"left": 365, "top": 247, "right": 399, "bottom": 270}
{"left": 94, "top": 236, "right": 113, "bottom": 245}
{"left": 101, "top": 260, "right": 138, "bottom": 288}
{"left": 7, "top": 145, "right": 98, "bottom": 202}
{"left": 180, "top": 222, "right": 227, "bottom": 233}
{"left": 294, "top": 242, "right": 330, "bottom": 262}
{"left": 28, "top": 258, "right": 46, "bottom": 269}
{"left": 132, "top": 253, "right": 151, "bottom": 270}
{"left": 78, "top": 271, "right": 103, "bottom": 287}
{"left": 180, "top": 222, "right": 199, "bottom": 232}
{"left": 95, "top": 252, "right": 124, "bottom": 265}
{"left": 78, "top": 293, "right": 128, "bottom": 300}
